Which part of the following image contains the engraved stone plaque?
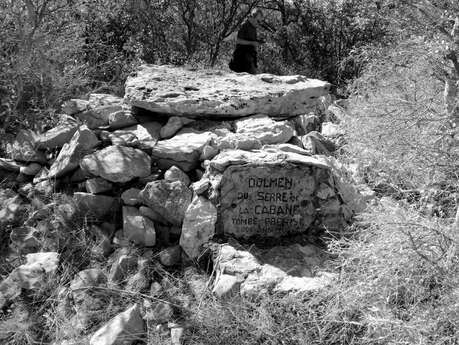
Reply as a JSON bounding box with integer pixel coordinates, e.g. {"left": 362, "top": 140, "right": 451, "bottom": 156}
{"left": 220, "top": 164, "right": 318, "bottom": 238}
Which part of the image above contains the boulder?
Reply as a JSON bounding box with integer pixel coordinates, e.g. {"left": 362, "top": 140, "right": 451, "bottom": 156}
{"left": 88, "top": 93, "right": 123, "bottom": 108}
{"left": 85, "top": 178, "right": 113, "bottom": 194}
{"left": 234, "top": 115, "right": 294, "bottom": 145}
{"left": 37, "top": 118, "right": 79, "bottom": 149}
{"left": 212, "top": 149, "right": 337, "bottom": 238}
{"left": 7, "top": 129, "right": 46, "bottom": 163}
{"left": 140, "top": 180, "right": 193, "bottom": 225}
{"left": 107, "top": 122, "right": 161, "bottom": 148}
{"left": 274, "top": 273, "right": 335, "bottom": 293}
{"left": 73, "top": 193, "right": 118, "bottom": 218}
{"left": 109, "top": 252, "right": 138, "bottom": 283}
{"left": 89, "top": 304, "right": 144, "bottom": 345}
{"left": 164, "top": 166, "right": 191, "bottom": 186}
{"left": 0, "top": 252, "right": 59, "bottom": 304}
{"left": 19, "top": 163, "right": 42, "bottom": 176}
{"left": 125, "top": 65, "right": 331, "bottom": 118}
{"left": 151, "top": 128, "right": 212, "bottom": 172}
{"left": 143, "top": 300, "right": 174, "bottom": 323}
{"left": 122, "top": 206, "right": 156, "bottom": 246}
{"left": 301, "top": 131, "right": 336, "bottom": 155}
{"left": 70, "top": 268, "right": 107, "bottom": 291}
{"left": 108, "top": 108, "right": 138, "bottom": 129}
{"left": 80, "top": 146, "right": 151, "bottom": 183}
{"left": 76, "top": 105, "right": 123, "bottom": 129}
{"left": 10, "top": 226, "right": 40, "bottom": 252}
{"left": 160, "top": 116, "right": 194, "bottom": 139}
{"left": 179, "top": 196, "right": 217, "bottom": 259}
{"left": 321, "top": 122, "right": 345, "bottom": 137}
{"left": 138, "top": 206, "right": 169, "bottom": 224}
{"left": 0, "top": 192, "right": 24, "bottom": 225}
{"left": 159, "top": 245, "right": 181, "bottom": 266}
{"left": 48, "top": 126, "right": 99, "bottom": 178}
{"left": 170, "top": 326, "right": 185, "bottom": 345}
{"left": 191, "top": 178, "right": 210, "bottom": 195}
{"left": 240, "top": 264, "right": 287, "bottom": 297}
{"left": 291, "top": 113, "right": 320, "bottom": 135}
{"left": 121, "top": 188, "right": 142, "bottom": 206}
{"left": 212, "top": 274, "right": 240, "bottom": 298}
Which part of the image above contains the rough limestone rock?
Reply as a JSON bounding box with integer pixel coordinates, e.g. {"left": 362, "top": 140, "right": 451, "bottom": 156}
{"left": 274, "top": 273, "right": 335, "bottom": 293}
{"left": 19, "top": 163, "right": 42, "bottom": 176}
{"left": 211, "top": 242, "right": 335, "bottom": 297}
{"left": 10, "top": 226, "right": 40, "bottom": 252}
{"left": 11, "top": 252, "right": 59, "bottom": 288}
{"left": 0, "top": 252, "right": 58, "bottom": 307}
{"left": 89, "top": 93, "right": 123, "bottom": 108}
{"left": 37, "top": 117, "right": 79, "bottom": 149}
{"left": 73, "top": 193, "right": 118, "bottom": 218}
{"left": 89, "top": 304, "right": 144, "bottom": 345}
{"left": 240, "top": 264, "right": 287, "bottom": 297}
{"left": 170, "top": 326, "right": 185, "bottom": 345}
{"left": 80, "top": 146, "right": 151, "bottom": 183}
{"left": 140, "top": 180, "right": 193, "bottom": 225}
{"left": 125, "top": 65, "right": 331, "bottom": 118}
{"left": 121, "top": 188, "right": 142, "bottom": 206}
{"left": 143, "top": 300, "right": 174, "bottom": 323}
{"left": 0, "top": 192, "right": 24, "bottom": 225}
{"left": 212, "top": 274, "right": 240, "bottom": 298}
{"left": 108, "top": 108, "right": 138, "bottom": 129}
{"left": 164, "top": 166, "right": 191, "bottom": 186}
{"left": 216, "top": 245, "right": 260, "bottom": 276}
{"left": 70, "top": 268, "right": 107, "bottom": 291}
{"left": 321, "top": 122, "right": 345, "bottom": 137}
{"left": 258, "top": 244, "right": 325, "bottom": 277}
{"left": 138, "top": 206, "right": 168, "bottom": 224}
{"left": 151, "top": 128, "right": 212, "bottom": 172}
{"left": 85, "top": 178, "right": 113, "bottom": 194}
{"left": 179, "top": 196, "right": 218, "bottom": 259}
{"left": 191, "top": 178, "right": 210, "bottom": 195}
{"left": 76, "top": 105, "right": 123, "bottom": 129}
{"left": 107, "top": 122, "right": 161, "bottom": 148}
{"left": 8, "top": 129, "right": 46, "bottom": 163}
{"left": 234, "top": 115, "right": 294, "bottom": 145}
{"left": 301, "top": 131, "right": 336, "bottom": 155}
{"left": 159, "top": 245, "right": 181, "bottom": 266}
{"left": 123, "top": 206, "right": 156, "bottom": 246}
{"left": 291, "top": 113, "right": 320, "bottom": 135}
{"left": 48, "top": 125, "right": 99, "bottom": 178}
{"left": 160, "top": 116, "right": 194, "bottom": 139}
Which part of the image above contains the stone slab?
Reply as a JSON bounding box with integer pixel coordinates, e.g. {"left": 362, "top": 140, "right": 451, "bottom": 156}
{"left": 124, "top": 64, "right": 331, "bottom": 118}
{"left": 219, "top": 164, "right": 318, "bottom": 238}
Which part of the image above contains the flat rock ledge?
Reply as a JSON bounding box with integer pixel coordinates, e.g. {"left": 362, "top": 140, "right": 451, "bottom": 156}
{"left": 124, "top": 64, "right": 331, "bottom": 118}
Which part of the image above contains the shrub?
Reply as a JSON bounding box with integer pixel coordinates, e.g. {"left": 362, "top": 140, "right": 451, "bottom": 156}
{"left": 344, "top": 37, "right": 459, "bottom": 190}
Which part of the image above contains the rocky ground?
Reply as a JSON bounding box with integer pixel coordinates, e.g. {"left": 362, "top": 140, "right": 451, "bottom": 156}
{"left": 0, "top": 65, "right": 375, "bottom": 345}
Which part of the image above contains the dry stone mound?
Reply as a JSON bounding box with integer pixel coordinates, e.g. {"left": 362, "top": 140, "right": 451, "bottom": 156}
{"left": 0, "top": 65, "right": 369, "bottom": 323}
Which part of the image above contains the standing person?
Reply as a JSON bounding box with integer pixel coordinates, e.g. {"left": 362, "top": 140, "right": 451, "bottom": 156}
{"left": 229, "top": 9, "right": 264, "bottom": 74}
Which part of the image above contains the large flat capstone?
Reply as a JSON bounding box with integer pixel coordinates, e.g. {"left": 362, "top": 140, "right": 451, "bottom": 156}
{"left": 124, "top": 65, "right": 331, "bottom": 118}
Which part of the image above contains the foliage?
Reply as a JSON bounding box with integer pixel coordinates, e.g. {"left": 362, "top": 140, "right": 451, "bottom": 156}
{"left": 0, "top": 0, "right": 395, "bottom": 136}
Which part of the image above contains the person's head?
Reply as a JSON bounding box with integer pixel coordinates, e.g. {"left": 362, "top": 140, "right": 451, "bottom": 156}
{"left": 249, "top": 8, "right": 263, "bottom": 25}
